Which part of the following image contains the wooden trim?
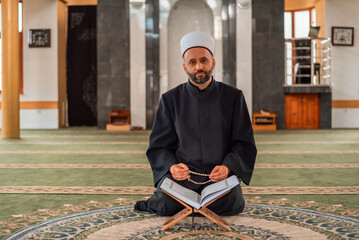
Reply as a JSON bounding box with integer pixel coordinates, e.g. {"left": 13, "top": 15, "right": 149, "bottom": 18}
{"left": 67, "top": 0, "right": 97, "bottom": 5}
{"left": 58, "top": 0, "right": 68, "bottom": 127}
{"left": 285, "top": 7, "right": 315, "bottom": 13}
{"left": 291, "top": 12, "right": 295, "bottom": 38}
{"left": 332, "top": 100, "right": 359, "bottom": 108}
{"left": 0, "top": 101, "right": 58, "bottom": 109}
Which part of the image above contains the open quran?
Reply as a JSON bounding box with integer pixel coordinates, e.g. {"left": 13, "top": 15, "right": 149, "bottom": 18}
{"left": 160, "top": 175, "right": 240, "bottom": 210}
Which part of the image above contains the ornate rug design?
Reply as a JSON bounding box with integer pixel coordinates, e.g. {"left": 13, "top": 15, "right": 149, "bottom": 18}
{"left": 4, "top": 204, "right": 359, "bottom": 240}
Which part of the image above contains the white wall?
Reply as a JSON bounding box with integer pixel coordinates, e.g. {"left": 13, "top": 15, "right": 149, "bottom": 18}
{"left": 326, "top": 0, "right": 359, "bottom": 128}
{"left": 22, "top": 0, "right": 58, "bottom": 102}
{"left": 236, "top": 4, "right": 252, "bottom": 118}
{"left": 0, "top": 0, "right": 59, "bottom": 129}
{"left": 130, "top": 2, "right": 146, "bottom": 130}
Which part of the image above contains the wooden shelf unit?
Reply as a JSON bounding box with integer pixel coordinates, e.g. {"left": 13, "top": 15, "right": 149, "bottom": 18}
{"left": 252, "top": 112, "right": 277, "bottom": 131}
{"left": 106, "top": 109, "right": 131, "bottom": 131}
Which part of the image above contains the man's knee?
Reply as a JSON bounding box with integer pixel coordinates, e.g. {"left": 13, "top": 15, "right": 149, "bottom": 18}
{"left": 208, "top": 185, "right": 245, "bottom": 216}
{"left": 230, "top": 186, "right": 245, "bottom": 214}
{"left": 230, "top": 198, "right": 245, "bottom": 215}
{"left": 148, "top": 191, "right": 184, "bottom": 216}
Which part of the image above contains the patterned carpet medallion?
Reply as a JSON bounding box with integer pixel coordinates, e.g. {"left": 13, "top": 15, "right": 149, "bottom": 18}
{"left": 4, "top": 204, "right": 359, "bottom": 240}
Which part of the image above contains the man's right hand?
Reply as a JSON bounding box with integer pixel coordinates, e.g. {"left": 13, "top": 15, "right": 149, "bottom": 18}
{"left": 170, "top": 163, "right": 189, "bottom": 181}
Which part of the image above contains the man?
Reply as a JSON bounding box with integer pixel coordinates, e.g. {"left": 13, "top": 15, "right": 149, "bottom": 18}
{"left": 135, "top": 31, "right": 257, "bottom": 216}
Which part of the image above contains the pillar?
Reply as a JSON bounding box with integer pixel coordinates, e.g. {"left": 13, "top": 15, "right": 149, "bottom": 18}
{"left": 97, "top": 0, "right": 130, "bottom": 129}
{"left": 1, "top": 0, "right": 20, "bottom": 139}
{"left": 252, "top": 0, "right": 285, "bottom": 128}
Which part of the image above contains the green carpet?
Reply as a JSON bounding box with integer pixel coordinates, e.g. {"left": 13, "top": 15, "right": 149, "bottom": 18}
{"left": 0, "top": 168, "right": 357, "bottom": 187}
{"left": 0, "top": 169, "right": 153, "bottom": 186}
{"left": 0, "top": 154, "right": 148, "bottom": 164}
{"left": 256, "top": 154, "right": 359, "bottom": 163}
{"left": 0, "top": 128, "right": 358, "bottom": 239}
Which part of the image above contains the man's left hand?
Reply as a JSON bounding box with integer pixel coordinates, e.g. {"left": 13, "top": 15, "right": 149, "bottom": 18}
{"left": 209, "top": 165, "right": 229, "bottom": 182}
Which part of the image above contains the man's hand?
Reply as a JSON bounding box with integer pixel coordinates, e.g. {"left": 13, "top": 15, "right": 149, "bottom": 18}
{"left": 170, "top": 163, "right": 189, "bottom": 181}
{"left": 209, "top": 165, "right": 229, "bottom": 182}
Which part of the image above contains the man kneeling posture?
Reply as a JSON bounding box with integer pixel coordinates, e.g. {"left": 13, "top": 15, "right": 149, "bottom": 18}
{"left": 135, "top": 31, "right": 257, "bottom": 216}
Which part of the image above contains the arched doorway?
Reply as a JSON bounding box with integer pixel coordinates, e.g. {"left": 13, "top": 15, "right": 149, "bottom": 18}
{"left": 167, "top": 0, "right": 214, "bottom": 90}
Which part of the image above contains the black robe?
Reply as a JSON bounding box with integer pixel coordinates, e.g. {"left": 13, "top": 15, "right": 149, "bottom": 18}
{"left": 147, "top": 79, "right": 257, "bottom": 187}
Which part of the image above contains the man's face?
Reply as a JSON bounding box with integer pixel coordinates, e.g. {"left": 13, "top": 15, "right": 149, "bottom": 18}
{"left": 183, "top": 47, "right": 216, "bottom": 84}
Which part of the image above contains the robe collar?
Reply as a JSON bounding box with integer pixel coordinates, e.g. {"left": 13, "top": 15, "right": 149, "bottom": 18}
{"left": 187, "top": 77, "right": 215, "bottom": 95}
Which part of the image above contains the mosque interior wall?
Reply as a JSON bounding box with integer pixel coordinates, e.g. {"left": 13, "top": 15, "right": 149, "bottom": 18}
{"left": 326, "top": 0, "right": 359, "bottom": 128}
{"left": 97, "top": 0, "right": 130, "bottom": 129}
{"left": 130, "top": 1, "right": 146, "bottom": 130}
{"left": 1, "top": 0, "right": 359, "bottom": 129}
{"left": 0, "top": 0, "right": 59, "bottom": 129}
{"left": 236, "top": 2, "right": 253, "bottom": 117}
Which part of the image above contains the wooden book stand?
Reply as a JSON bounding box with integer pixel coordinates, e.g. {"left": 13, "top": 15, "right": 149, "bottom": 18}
{"left": 162, "top": 190, "right": 231, "bottom": 231}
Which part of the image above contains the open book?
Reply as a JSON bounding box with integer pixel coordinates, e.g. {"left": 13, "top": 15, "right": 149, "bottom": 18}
{"left": 160, "top": 175, "right": 240, "bottom": 210}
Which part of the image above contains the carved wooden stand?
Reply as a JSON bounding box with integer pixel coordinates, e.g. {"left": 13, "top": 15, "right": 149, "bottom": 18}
{"left": 162, "top": 190, "right": 231, "bottom": 231}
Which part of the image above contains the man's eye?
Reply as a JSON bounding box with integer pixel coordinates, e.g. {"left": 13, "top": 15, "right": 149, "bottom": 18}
{"left": 201, "top": 59, "right": 207, "bottom": 63}
{"left": 189, "top": 61, "right": 195, "bottom": 65}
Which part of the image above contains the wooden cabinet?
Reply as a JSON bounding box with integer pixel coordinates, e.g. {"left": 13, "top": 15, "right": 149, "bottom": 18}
{"left": 285, "top": 94, "right": 319, "bottom": 129}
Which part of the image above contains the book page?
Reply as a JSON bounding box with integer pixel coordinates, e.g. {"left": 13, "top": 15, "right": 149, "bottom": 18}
{"left": 199, "top": 176, "right": 239, "bottom": 206}
{"left": 160, "top": 178, "right": 201, "bottom": 209}
{"left": 200, "top": 180, "right": 228, "bottom": 198}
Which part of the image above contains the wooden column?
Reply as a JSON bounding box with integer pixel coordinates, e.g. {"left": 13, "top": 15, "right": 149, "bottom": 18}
{"left": 57, "top": 0, "right": 68, "bottom": 128}
{"left": 1, "top": 0, "right": 20, "bottom": 139}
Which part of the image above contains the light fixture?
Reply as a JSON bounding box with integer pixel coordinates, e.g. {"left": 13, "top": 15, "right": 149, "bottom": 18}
{"left": 130, "top": 0, "right": 145, "bottom": 10}
{"left": 237, "top": 0, "right": 251, "bottom": 9}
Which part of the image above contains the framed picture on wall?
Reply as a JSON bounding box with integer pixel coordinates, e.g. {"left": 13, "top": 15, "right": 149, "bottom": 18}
{"left": 331, "top": 27, "right": 354, "bottom": 46}
{"left": 28, "top": 29, "right": 51, "bottom": 48}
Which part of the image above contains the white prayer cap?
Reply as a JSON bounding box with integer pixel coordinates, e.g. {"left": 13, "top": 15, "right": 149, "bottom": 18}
{"left": 180, "top": 31, "right": 215, "bottom": 56}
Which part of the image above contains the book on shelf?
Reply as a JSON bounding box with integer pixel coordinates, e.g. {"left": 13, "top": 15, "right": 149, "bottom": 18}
{"left": 160, "top": 175, "right": 240, "bottom": 210}
{"left": 256, "top": 117, "right": 272, "bottom": 121}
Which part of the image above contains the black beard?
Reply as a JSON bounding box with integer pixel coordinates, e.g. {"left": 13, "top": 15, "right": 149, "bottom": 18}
{"left": 186, "top": 66, "right": 213, "bottom": 84}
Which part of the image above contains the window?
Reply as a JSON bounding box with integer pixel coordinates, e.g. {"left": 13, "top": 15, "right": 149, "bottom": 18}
{"left": 284, "top": 7, "right": 316, "bottom": 85}
{"left": 0, "top": 1, "right": 23, "bottom": 93}
{"left": 284, "top": 8, "right": 316, "bottom": 39}
{"left": 284, "top": 12, "right": 292, "bottom": 39}
{"left": 294, "top": 10, "right": 310, "bottom": 38}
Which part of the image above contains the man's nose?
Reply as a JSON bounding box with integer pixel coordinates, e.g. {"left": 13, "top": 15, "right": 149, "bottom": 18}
{"left": 195, "top": 62, "right": 204, "bottom": 71}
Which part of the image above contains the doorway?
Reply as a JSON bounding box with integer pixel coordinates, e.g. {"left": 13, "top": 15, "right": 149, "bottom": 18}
{"left": 67, "top": 6, "right": 97, "bottom": 126}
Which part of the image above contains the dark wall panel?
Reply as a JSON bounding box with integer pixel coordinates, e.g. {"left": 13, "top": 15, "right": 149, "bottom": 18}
{"left": 97, "top": 0, "right": 130, "bottom": 128}
{"left": 222, "top": 0, "right": 237, "bottom": 87}
{"left": 145, "top": 0, "right": 160, "bottom": 129}
{"left": 252, "top": 0, "right": 285, "bottom": 128}
{"left": 67, "top": 6, "right": 97, "bottom": 126}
